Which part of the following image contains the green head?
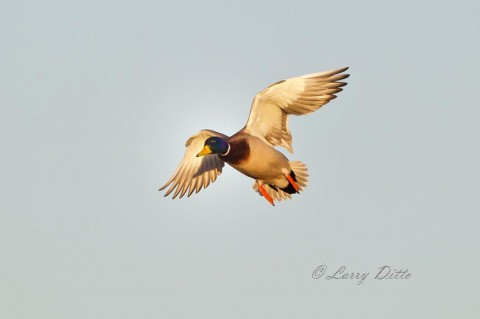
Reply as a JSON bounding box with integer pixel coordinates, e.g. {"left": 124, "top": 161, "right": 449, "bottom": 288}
{"left": 196, "top": 137, "right": 230, "bottom": 157}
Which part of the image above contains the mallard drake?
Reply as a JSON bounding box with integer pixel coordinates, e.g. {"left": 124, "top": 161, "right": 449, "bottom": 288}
{"left": 160, "top": 67, "right": 349, "bottom": 205}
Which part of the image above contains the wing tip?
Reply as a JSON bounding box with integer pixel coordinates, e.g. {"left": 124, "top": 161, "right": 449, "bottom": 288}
{"left": 302, "top": 66, "right": 350, "bottom": 79}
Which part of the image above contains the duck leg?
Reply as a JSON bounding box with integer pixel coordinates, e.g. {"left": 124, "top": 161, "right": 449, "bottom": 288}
{"left": 257, "top": 181, "right": 275, "bottom": 206}
{"left": 285, "top": 173, "right": 301, "bottom": 193}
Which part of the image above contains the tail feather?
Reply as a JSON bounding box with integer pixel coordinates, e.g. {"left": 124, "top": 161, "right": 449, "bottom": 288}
{"left": 289, "top": 161, "right": 309, "bottom": 188}
{"left": 252, "top": 161, "right": 309, "bottom": 202}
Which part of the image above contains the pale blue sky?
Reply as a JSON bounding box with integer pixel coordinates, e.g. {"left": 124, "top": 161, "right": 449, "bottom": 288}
{"left": 1, "top": 0, "right": 479, "bottom": 318}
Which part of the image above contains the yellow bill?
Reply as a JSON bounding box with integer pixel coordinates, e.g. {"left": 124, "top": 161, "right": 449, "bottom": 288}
{"left": 196, "top": 145, "right": 212, "bottom": 157}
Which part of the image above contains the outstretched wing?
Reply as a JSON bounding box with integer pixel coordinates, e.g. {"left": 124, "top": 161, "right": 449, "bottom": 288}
{"left": 159, "top": 129, "right": 228, "bottom": 199}
{"left": 243, "top": 67, "right": 349, "bottom": 153}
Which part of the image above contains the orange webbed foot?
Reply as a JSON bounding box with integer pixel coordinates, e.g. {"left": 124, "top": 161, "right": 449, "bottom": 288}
{"left": 258, "top": 183, "right": 275, "bottom": 206}
{"left": 285, "top": 173, "right": 301, "bottom": 193}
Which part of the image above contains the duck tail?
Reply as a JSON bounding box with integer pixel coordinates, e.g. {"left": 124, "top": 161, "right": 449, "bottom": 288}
{"left": 288, "top": 161, "right": 309, "bottom": 190}
{"left": 251, "top": 161, "right": 309, "bottom": 203}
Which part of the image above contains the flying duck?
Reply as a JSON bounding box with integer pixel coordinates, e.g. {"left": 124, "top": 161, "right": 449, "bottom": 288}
{"left": 160, "top": 67, "right": 349, "bottom": 205}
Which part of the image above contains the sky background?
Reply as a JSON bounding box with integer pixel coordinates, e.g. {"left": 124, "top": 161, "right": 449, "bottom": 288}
{"left": 1, "top": 0, "right": 479, "bottom": 318}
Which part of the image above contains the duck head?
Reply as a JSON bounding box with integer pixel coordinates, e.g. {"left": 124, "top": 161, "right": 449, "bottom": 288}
{"left": 196, "top": 137, "right": 230, "bottom": 157}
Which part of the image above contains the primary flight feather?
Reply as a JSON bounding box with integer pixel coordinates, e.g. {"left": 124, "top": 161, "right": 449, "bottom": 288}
{"left": 160, "top": 67, "right": 350, "bottom": 205}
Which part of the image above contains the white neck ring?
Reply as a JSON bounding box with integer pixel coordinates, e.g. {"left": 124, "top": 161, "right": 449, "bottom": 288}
{"left": 220, "top": 144, "right": 231, "bottom": 156}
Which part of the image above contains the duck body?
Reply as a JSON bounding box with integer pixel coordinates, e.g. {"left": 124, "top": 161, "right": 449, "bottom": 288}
{"left": 221, "top": 131, "right": 292, "bottom": 190}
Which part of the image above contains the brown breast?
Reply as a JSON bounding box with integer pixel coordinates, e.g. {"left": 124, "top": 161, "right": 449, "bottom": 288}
{"left": 219, "top": 138, "right": 250, "bottom": 165}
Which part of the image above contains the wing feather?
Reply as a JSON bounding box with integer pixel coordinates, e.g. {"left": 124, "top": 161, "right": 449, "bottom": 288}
{"left": 243, "top": 67, "right": 349, "bottom": 153}
{"left": 159, "top": 129, "right": 227, "bottom": 199}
